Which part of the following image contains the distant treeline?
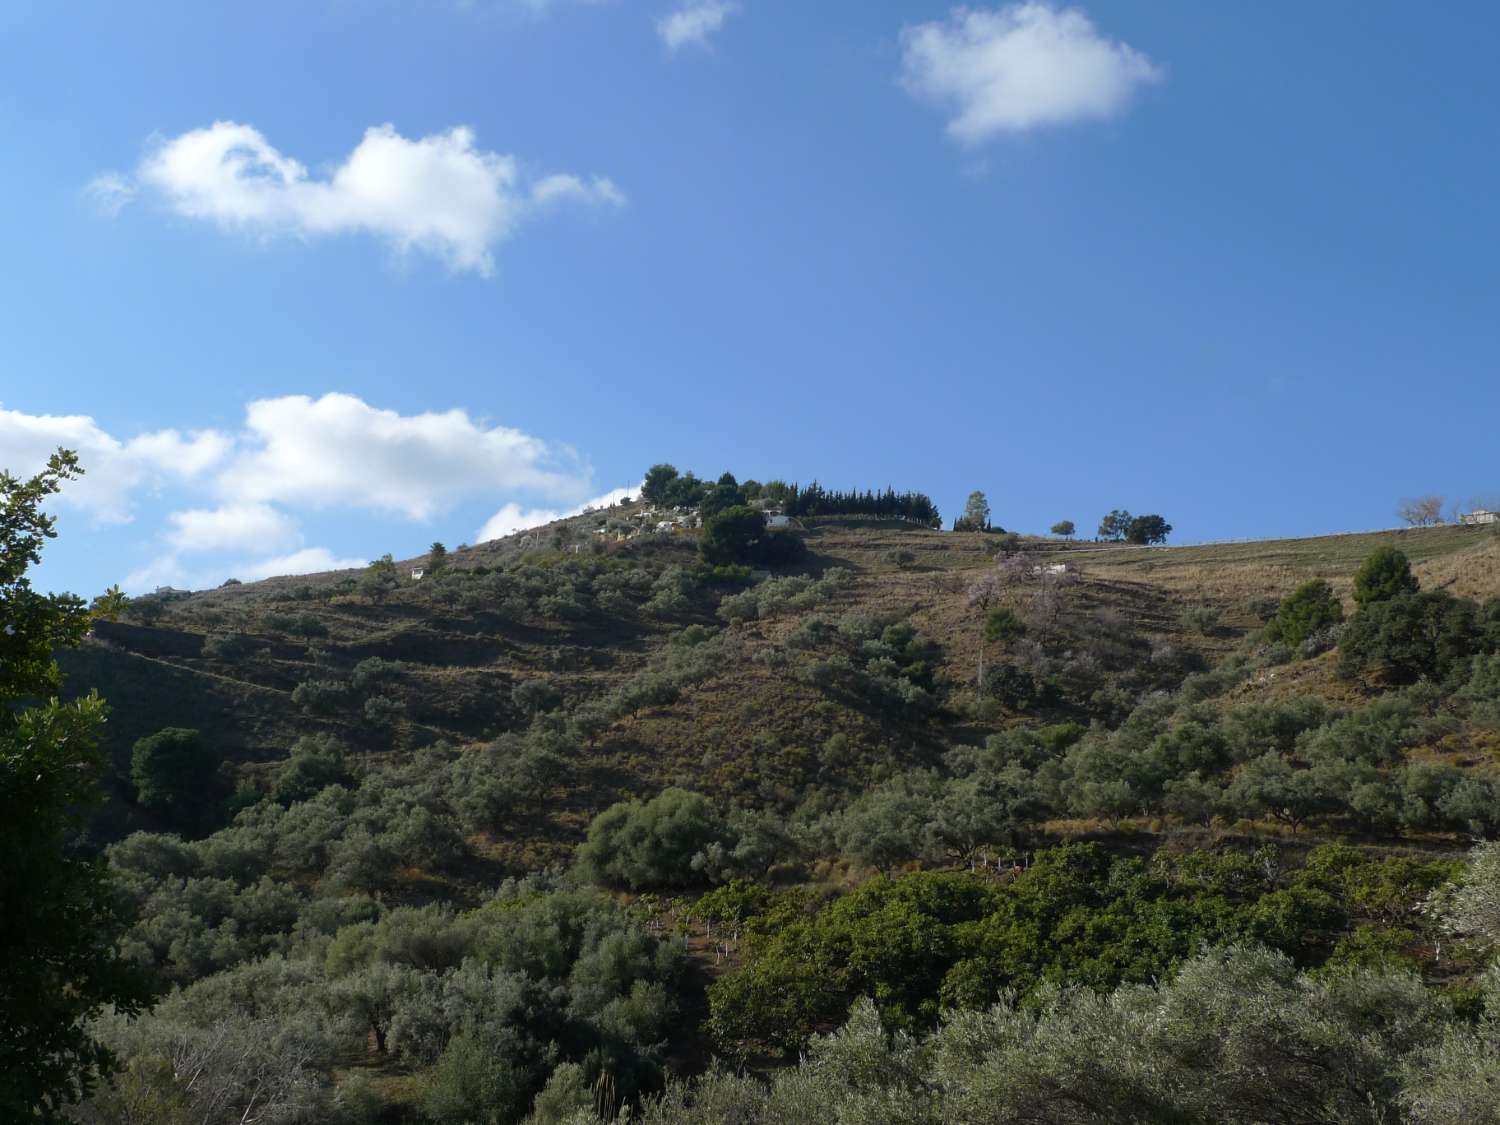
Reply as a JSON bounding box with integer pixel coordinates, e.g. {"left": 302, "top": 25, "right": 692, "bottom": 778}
{"left": 782, "top": 482, "right": 940, "bottom": 526}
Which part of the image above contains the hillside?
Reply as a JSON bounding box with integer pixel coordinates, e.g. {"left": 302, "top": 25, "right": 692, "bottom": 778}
{"left": 47, "top": 497, "right": 1500, "bottom": 1122}
{"left": 66, "top": 509, "right": 1499, "bottom": 855}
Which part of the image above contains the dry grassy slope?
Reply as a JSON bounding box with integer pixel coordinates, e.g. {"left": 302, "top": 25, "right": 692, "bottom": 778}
{"left": 61, "top": 515, "right": 1500, "bottom": 848}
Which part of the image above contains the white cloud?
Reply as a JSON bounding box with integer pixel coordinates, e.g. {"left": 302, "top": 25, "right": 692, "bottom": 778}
{"left": 218, "top": 393, "right": 592, "bottom": 519}
{"left": 102, "top": 121, "right": 622, "bottom": 275}
{"left": 165, "top": 503, "right": 302, "bottom": 554}
{"left": 83, "top": 173, "right": 136, "bottom": 217}
{"left": 477, "top": 483, "right": 639, "bottom": 542}
{"left": 900, "top": 2, "right": 1161, "bottom": 143}
{"left": 0, "top": 406, "right": 230, "bottom": 523}
{"left": 657, "top": 1, "right": 737, "bottom": 51}
{"left": 7, "top": 394, "right": 620, "bottom": 591}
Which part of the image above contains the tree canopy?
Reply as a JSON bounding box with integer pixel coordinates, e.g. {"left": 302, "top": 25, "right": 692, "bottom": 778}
{"left": 0, "top": 450, "right": 149, "bottom": 1117}
{"left": 1353, "top": 546, "right": 1420, "bottom": 605}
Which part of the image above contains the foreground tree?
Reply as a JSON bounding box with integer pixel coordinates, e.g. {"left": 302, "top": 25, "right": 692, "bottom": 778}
{"left": 0, "top": 450, "right": 150, "bottom": 1117}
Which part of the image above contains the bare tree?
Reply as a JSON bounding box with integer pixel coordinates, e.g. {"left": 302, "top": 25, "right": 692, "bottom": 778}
{"left": 1398, "top": 495, "right": 1445, "bottom": 527}
{"left": 137, "top": 1016, "right": 325, "bottom": 1124}
{"left": 967, "top": 573, "right": 1002, "bottom": 692}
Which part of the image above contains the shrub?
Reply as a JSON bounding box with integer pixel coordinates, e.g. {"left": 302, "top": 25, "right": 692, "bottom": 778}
{"left": 1272, "top": 579, "right": 1344, "bottom": 648}
{"left": 576, "top": 788, "right": 729, "bottom": 890}
{"left": 511, "top": 679, "right": 563, "bottom": 717}
{"left": 131, "top": 728, "right": 218, "bottom": 823}
{"left": 1353, "top": 547, "right": 1419, "bottom": 605}
{"left": 1339, "top": 592, "right": 1484, "bottom": 684}
{"left": 292, "top": 678, "right": 349, "bottom": 714}
{"left": 272, "top": 735, "right": 353, "bottom": 805}
{"left": 202, "top": 632, "right": 258, "bottom": 661}
{"left": 1179, "top": 605, "right": 1223, "bottom": 636}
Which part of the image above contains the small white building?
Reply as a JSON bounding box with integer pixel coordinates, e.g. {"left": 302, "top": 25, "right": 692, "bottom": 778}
{"left": 410, "top": 567, "right": 426, "bottom": 581}
{"left": 1461, "top": 510, "right": 1499, "bottom": 526}
{"left": 765, "top": 515, "right": 802, "bottom": 530}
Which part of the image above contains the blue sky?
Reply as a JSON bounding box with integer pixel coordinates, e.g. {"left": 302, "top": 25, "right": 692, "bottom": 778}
{"left": 3, "top": 1, "right": 1498, "bottom": 595}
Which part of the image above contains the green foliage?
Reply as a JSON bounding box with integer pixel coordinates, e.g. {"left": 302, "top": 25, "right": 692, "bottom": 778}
{"left": 1354, "top": 546, "right": 1421, "bottom": 605}
{"left": 271, "top": 735, "right": 353, "bottom": 806}
{"left": 0, "top": 450, "right": 150, "bottom": 1117}
{"left": 131, "top": 728, "right": 219, "bottom": 824}
{"left": 1050, "top": 519, "right": 1075, "bottom": 538}
{"left": 983, "top": 606, "right": 1026, "bottom": 644}
{"left": 1098, "top": 508, "right": 1132, "bottom": 540}
{"left": 1272, "top": 578, "right": 1344, "bottom": 648}
{"left": 673, "top": 945, "right": 1463, "bottom": 1125}
{"left": 700, "top": 506, "right": 807, "bottom": 567}
{"left": 576, "top": 788, "right": 730, "bottom": 890}
{"left": 1340, "top": 592, "right": 1486, "bottom": 684}
{"left": 960, "top": 491, "right": 990, "bottom": 532}
{"left": 641, "top": 464, "right": 679, "bottom": 505}
{"left": 1125, "top": 514, "right": 1172, "bottom": 545}
{"left": 707, "top": 842, "right": 1450, "bottom": 1058}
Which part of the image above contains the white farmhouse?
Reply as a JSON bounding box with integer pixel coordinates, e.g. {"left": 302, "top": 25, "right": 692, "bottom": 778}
{"left": 1461, "top": 510, "right": 1499, "bottom": 526}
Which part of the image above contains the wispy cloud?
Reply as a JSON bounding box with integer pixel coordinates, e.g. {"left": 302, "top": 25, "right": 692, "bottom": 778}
{"left": 93, "top": 121, "right": 623, "bottom": 275}
{"left": 657, "top": 0, "right": 738, "bottom": 51}
{"left": 82, "top": 172, "right": 136, "bottom": 217}
{"left": 900, "top": 2, "right": 1161, "bottom": 144}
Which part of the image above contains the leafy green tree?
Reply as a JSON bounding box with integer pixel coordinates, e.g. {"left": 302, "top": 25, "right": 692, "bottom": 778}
{"left": 1098, "top": 509, "right": 1133, "bottom": 540}
{"left": 700, "top": 478, "right": 748, "bottom": 521}
{"left": 577, "top": 788, "right": 729, "bottom": 889}
{"left": 359, "top": 554, "right": 399, "bottom": 601}
{"left": 1125, "top": 514, "right": 1172, "bottom": 545}
{"left": 1050, "top": 520, "right": 1075, "bottom": 539}
{"left": 699, "top": 506, "right": 768, "bottom": 566}
{"left": 963, "top": 491, "right": 991, "bottom": 530}
{"left": 1272, "top": 578, "right": 1344, "bottom": 647}
{"left": 0, "top": 450, "right": 150, "bottom": 1117}
{"left": 1340, "top": 591, "right": 1483, "bottom": 684}
{"left": 131, "top": 728, "right": 218, "bottom": 824}
{"left": 1353, "top": 546, "right": 1420, "bottom": 605}
{"left": 835, "top": 779, "right": 936, "bottom": 873}
{"left": 428, "top": 541, "right": 448, "bottom": 574}
{"left": 271, "top": 734, "right": 352, "bottom": 805}
{"left": 759, "top": 480, "right": 791, "bottom": 506}
{"left": 89, "top": 584, "right": 128, "bottom": 622}
{"left": 641, "top": 463, "right": 679, "bottom": 504}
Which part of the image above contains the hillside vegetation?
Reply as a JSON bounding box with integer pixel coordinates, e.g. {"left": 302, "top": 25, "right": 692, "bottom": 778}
{"left": 20, "top": 462, "right": 1500, "bottom": 1123}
